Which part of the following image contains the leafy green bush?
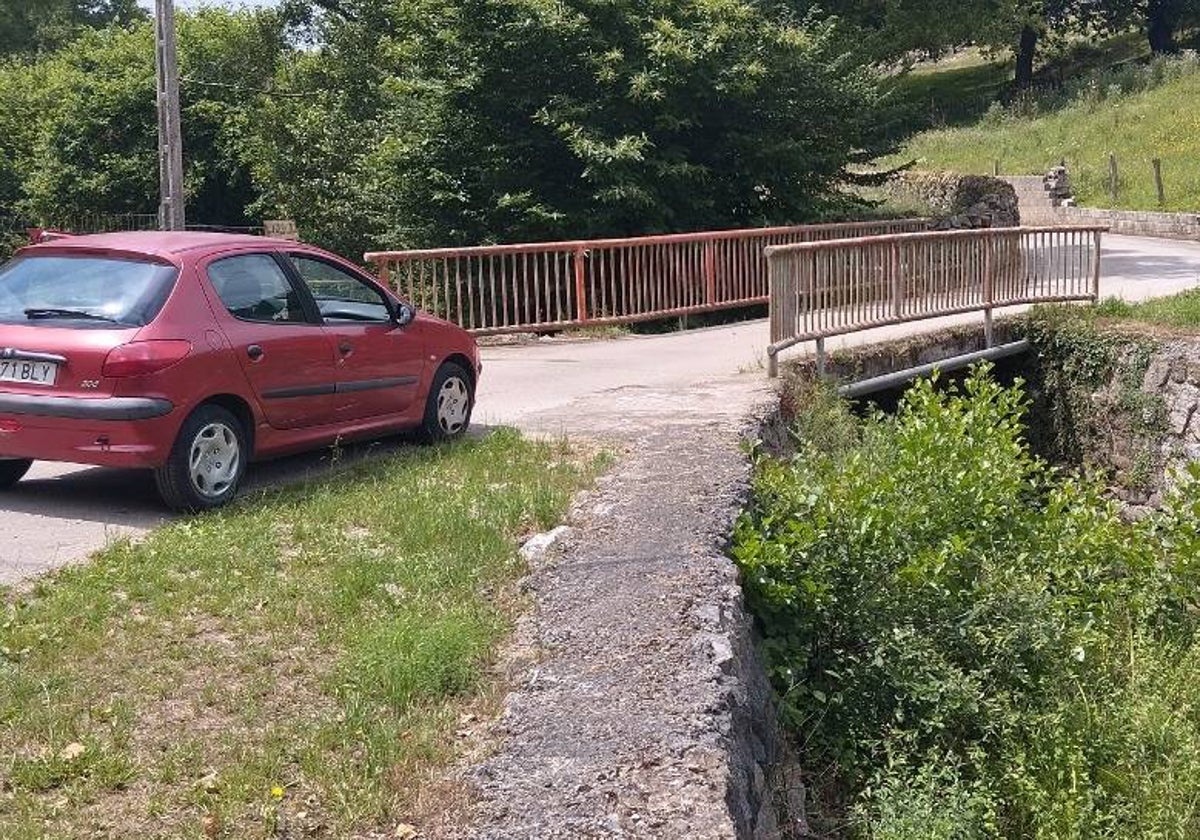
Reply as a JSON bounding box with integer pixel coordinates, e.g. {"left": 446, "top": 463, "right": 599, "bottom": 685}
{"left": 735, "top": 368, "right": 1200, "bottom": 838}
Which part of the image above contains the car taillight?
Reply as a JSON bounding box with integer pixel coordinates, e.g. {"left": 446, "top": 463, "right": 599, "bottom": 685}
{"left": 102, "top": 340, "right": 192, "bottom": 378}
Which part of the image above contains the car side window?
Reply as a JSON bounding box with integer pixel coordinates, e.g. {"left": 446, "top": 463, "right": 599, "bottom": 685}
{"left": 208, "top": 254, "right": 309, "bottom": 324}
{"left": 291, "top": 256, "right": 391, "bottom": 323}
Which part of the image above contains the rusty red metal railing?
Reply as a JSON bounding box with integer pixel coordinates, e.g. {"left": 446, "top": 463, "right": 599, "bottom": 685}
{"left": 765, "top": 226, "right": 1107, "bottom": 377}
{"left": 364, "top": 219, "right": 928, "bottom": 335}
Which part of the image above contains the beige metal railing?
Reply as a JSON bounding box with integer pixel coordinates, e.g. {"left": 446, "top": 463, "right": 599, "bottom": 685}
{"left": 365, "top": 219, "right": 928, "bottom": 335}
{"left": 765, "top": 226, "right": 1106, "bottom": 377}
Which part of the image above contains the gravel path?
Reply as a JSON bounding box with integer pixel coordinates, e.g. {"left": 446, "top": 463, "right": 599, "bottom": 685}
{"left": 460, "top": 375, "right": 788, "bottom": 839}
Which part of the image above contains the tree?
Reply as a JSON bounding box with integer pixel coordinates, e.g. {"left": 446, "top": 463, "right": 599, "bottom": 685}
{"left": 1096, "top": 0, "right": 1200, "bottom": 53}
{"left": 0, "top": 8, "right": 287, "bottom": 228}
{"left": 787, "top": 0, "right": 987, "bottom": 65}
{"left": 974, "top": 0, "right": 1102, "bottom": 88}
{"left": 267, "top": 0, "right": 885, "bottom": 250}
{"left": 0, "top": 0, "right": 144, "bottom": 55}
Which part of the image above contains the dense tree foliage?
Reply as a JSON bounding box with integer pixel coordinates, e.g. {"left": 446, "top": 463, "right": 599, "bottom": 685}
{"left": 0, "top": 0, "right": 143, "bottom": 55}
{"left": 0, "top": 10, "right": 285, "bottom": 233}
{"left": 0, "top": 0, "right": 1192, "bottom": 257}
{"left": 273, "top": 0, "right": 884, "bottom": 248}
{"left": 0, "top": 0, "right": 886, "bottom": 256}
{"left": 1096, "top": 0, "right": 1200, "bottom": 53}
{"left": 791, "top": 0, "right": 986, "bottom": 64}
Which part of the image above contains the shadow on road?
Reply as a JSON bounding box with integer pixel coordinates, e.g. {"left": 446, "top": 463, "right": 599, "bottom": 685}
{"left": 3, "top": 427, "right": 498, "bottom": 528}
{"left": 1102, "top": 247, "right": 1200, "bottom": 287}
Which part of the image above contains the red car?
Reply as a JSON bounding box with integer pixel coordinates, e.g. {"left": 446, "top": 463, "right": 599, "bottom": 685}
{"left": 0, "top": 232, "right": 480, "bottom": 510}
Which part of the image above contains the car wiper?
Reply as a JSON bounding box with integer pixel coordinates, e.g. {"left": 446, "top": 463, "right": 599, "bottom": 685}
{"left": 24, "top": 307, "right": 121, "bottom": 323}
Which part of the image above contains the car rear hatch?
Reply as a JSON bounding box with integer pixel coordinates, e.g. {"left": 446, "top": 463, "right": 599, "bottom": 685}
{"left": 0, "top": 253, "right": 179, "bottom": 402}
{"left": 0, "top": 324, "right": 141, "bottom": 400}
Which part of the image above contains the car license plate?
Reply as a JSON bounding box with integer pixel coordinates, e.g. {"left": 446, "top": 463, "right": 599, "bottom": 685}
{"left": 0, "top": 359, "right": 58, "bottom": 386}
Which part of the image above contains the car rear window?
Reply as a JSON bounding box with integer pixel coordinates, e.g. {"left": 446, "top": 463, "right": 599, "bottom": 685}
{"left": 0, "top": 255, "right": 178, "bottom": 328}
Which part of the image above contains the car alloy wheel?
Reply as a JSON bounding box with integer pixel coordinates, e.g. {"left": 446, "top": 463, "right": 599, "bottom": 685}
{"left": 155, "top": 403, "right": 248, "bottom": 512}
{"left": 188, "top": 421, "right": 241, "bottom": 499}
{"left": 436, "top": 376, "right": 470, "bottom": 435}
{"left": 420, "top": 362, "right": 474, "bottom": 443}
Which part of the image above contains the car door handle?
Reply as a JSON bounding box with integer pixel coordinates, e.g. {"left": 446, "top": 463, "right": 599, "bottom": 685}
{"left": 338, "top": 341, "right": 353, "bottom": 355}
{"left": 246, "top": 344, "right": 264, "bottom": 360}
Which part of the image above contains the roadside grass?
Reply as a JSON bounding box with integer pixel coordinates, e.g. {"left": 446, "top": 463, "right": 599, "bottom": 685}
{"left": 0, "top": 429, "right": 602, "bottom": 839}
{"left": 1096, "top": 289, "right": 1200, "bottom": 329}
{"left": 893, "top": 50, "right": 1200, "bottom": 211}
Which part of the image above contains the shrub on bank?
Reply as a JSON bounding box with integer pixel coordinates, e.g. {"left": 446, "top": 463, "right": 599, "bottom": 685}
{"left": 735, "top": 368, "right": 1200, "bottom": 838}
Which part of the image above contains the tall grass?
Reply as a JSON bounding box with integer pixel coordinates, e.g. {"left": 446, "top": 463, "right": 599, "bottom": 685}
{"left": 895, "top": 52, "right": 1200, "bottom": 212}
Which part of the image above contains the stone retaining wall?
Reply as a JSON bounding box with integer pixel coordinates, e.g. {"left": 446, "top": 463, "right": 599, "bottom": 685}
{"left": 1050, "top": 206, "right": 1200, "bottom": 240}
{"left": 889, "top": 172, "right": 1020, "bottom": 228}
{"left": 1003, "top": 175, "right": 1200, "bottom": 239}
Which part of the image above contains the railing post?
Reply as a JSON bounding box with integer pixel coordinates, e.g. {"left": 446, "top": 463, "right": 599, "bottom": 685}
{"left": 890, "top": 241, "right": 902, "bottom": 318}
{"left": 983, "top": 233, "right": 995, "bottom": 348}
{"left": 704, "top": 239, "right": 716, "bottom": 305}
{"left": 377, "top": 258, "right": 390, "bottom": 291}
{"left": 815, "top": 337, "right": 826, "bottom": 380}
{"left": 574, "top": 247, "right": 588, "bottom": 322}
{"left": 1091, "top": 229, "right": 1103, "bottom": 301}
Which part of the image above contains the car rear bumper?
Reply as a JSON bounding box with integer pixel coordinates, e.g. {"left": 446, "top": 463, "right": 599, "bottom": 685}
{"left": 0, "top": 394, "right": 173, "bottom": 421}
{"left": 0, "top": 394, "right": 178, "bottom": 468}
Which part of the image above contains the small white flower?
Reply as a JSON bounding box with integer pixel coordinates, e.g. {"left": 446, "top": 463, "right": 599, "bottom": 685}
{"left": 1071, "top": 646, "right": 1085, "bottom": 662}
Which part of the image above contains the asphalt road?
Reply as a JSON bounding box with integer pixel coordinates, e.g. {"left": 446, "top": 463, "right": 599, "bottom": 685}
{"left": 2, "top": 233, "right": 1199, "bottom": 584}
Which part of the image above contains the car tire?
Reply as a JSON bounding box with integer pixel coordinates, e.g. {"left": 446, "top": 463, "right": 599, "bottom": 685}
{"left": 419, "top": 362, "right": 474, "bottom": 443}
{"left": 154, "top": 404, "right": 248, "bottom": 512}
{"left": 0, "top": 458, "right": 33, "bottom": 490}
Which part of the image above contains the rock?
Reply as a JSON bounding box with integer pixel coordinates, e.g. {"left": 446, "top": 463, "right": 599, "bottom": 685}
{"left": 890, "top": 172, "right": 1020, "bottom": 229}
{"left": 519, "top": 526, "right": 572, "bottom": 561}
{"left": 1172, "top": 359, "right": 1188, "bottom": 384}
{"left": 1145, "top": 358, "right": 1172, "bottom": 389}
{"left": 1167, "top": 398, "right": 1196, "bottom": 436}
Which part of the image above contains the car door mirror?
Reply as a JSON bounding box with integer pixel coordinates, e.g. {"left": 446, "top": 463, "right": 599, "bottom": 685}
{"left": 394, "top": 302, "right": 415, "bottom": 327}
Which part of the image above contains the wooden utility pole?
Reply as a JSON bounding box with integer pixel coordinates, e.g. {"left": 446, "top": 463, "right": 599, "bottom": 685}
{"left": 154, "top": 0, "right": 185, "bottom": 230}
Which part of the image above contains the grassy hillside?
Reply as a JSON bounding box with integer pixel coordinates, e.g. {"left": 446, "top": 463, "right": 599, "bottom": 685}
{"left": 893, "top": 51, "right": 1200, "bottom": 212}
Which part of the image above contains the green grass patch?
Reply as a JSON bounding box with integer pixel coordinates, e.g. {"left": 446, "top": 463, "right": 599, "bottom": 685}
{"left": 1096, "top": 289, "right": 1200, "bottom": 329}
{"left": 882, "top": 34, "right": 1148, "bottom": 139}
{"left": 894, "top": 51, "right": 1200, "bottom": 211}
{"left": 884, "top": 52, "right": 1012, "bottom": 132}
{"left": 735, "top": 369, "right": 1200, "bottom": 838}
{"left": 0, "top": 429, "right": 602, "bottom": 838}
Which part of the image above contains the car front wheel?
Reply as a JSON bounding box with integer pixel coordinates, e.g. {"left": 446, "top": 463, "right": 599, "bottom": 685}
{"left": 155, "top": 404, "right": 248, "bottom": 512}
{"left": 0, "top": 458, "right": 33, "bottom": 490}
{"left": 420, "top": 362, "right": 474, "bottom": 443}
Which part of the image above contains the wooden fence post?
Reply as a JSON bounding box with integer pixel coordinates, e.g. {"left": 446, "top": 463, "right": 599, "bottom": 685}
{"left": 573, "top": 247, "right": 588, "bottom": 322}
{"left": 982, "top": 234, "right": 995, "bottom": 347}
{"left": 1153, "top": 158, "right": 1165, "bottom": 206}
{"left": 1108, "top": 153, "right": 1119, "bottom": 204}
{"left": 704, "top": 240, "right": 716, "bottom": 305}
{"left": 890, "top": 241, "right": 903, "bottom": 318}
